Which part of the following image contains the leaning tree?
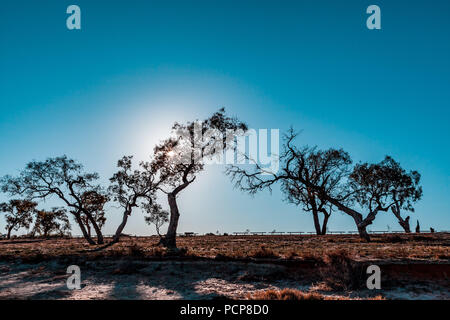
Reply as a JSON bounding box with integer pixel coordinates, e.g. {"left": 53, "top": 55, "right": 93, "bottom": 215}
{"left": 313, "top": 156, "right": 422, "bottom": 241}
{"left": 227, "top": 128, "right": 352, "bottom": 236}
{"left": 0, "top": 199, "right": 37, "bottom": 239}
{"left": 381, "top": 156, "right": 422, "bottom": 233}
{"left": 154, "top": 108, "right": 247, "bottom": 248}
{"left": 348, "top": 156, "right": 422, "bottom": 234}
{"left": 1, "top": 156, "right": 106, "bottom": 245}
{"left": 108, "top": 156, "right": 162, "bottom": 243}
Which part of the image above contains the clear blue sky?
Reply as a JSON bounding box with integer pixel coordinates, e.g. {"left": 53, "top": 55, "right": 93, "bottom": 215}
{"left": 1, "top": 0, "right": 449, "bottom": 235}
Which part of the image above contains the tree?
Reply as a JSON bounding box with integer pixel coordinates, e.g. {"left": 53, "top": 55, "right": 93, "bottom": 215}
{"left": 154, "top": 108, "right": 247, "bottom": 248}
{"left": 227, "top": 129, "right": 352, "bottom": 236}
{"left": 109, "top": 156, "right": 162, "bottom": 243}
{"left": 1, "top": 156, "right": 105, "bottom": 245}
{"left": 79, "top": 191, "right": 108, "bottom": 238}
{"left": 346, "top": 156, "right": 422, "bottom": 239}
{"left": 227, "top": 129, "right": 421, "bottom": 241}
{"left": 32, "top": 208, "right": 71, "bottom": 238}
{"left": 281, "top": 148, "right": 352, "bottom": 235}
{"left": 380, "top": 157, "right": 422, "bottom": 233}
{"left": 144, "top": 203, "right": 169, "bottom": 238}
{"left": 0, "top": 200, "right": 37, "bottom": 239}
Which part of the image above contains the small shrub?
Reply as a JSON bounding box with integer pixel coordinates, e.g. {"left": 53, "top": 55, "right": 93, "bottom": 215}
{"left": 148, "top": 246, "right": 166, "bottom": 257}
{"left": 251, "top": 246, "right": 278, "bottom": 259}
{"left": 319, "top": 249, "right": 365, "bottom": 291}
{"left": 128, "top": 243, "right": 146, "bottom": 257}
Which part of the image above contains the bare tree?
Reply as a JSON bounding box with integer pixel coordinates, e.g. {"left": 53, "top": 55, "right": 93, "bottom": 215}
{"left": 227, "top": 129, "right": 352, "bottom": 236}
{"left": 0, "top": 200, "right": 37, "bottom": 239}
{"left": 0, "top": 156, "right": 105, "bottom": 245}
{"left": 32, "top": 208, "right": 71, "bottom": 238}
{"left": 144, "top": 203, "right": 169, "bottom": 238}
{"left": 109, "top": 156, "right": 162, "bottom": 243}
{"left": 281, "top": 148, "right": 352, "bottom": 235}
{"left": 154, "top": 108, "right": 247, "bottom": 248}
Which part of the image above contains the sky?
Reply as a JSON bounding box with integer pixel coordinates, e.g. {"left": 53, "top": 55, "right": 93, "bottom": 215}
{"left": 1, "top": 0, "right": 449, "bottom": 236}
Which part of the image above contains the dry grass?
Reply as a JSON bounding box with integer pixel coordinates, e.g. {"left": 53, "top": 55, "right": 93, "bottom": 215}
{"left": 248, "top": 288, "right": 386, "bottom": 300}
{"left": 0, "top": 233, "right": 448, "bottom": 264}
{"left": 250, "top": 246, "right": 279, "bottom": 259}
{"left": 249, "top": 288, "right": 327, "bottom": 300}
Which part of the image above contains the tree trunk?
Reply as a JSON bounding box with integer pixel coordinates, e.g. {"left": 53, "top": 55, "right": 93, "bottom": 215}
{"left": 85, "top": 212, "right": 104, "bottom": 244}
{"left": 7, "top": 226, "right": 13, "bottom": 240}
{"left": 73, "top": 212, "right": 96, "bottom": 245}
{"left": 391, "top": 207, "right": 411, "bottom": 233}
{"left": 112, "top": 209, "right": 131, "bottom": 243}
{"left": 357, "top": 225, "right": 370, "bottom": 241}
{"left": 161, "top": 193, "right": 180, "bottom": 248}
{"left": 86, "top": 223, "right": 91, "bottom": 238}
{"left": 352, "top": 215, "right": 371, "bottom": 242}
{"left": 312, "top": 210, "right": 322, "bottom": 235}
{"left": 398, "top": 216, "right": 411, "bottom": 233}
{"left": 321, "top": 212, "right": 330, "bottom": 235}
{"left": 298, "top": 178, "right": 375, "bottom": 241}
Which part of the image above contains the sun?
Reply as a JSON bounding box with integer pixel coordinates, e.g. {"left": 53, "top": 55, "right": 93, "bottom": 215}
{"left": 167, "top": 150, "right": 176, "bottom": 158}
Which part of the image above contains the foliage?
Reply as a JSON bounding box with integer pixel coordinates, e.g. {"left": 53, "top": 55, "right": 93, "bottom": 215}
{"left": 32, "top": 208, "right": 71, "bottom": 237}
{"left": 0, "top": 199, "right": 37, "bottom": 239}
{"left": 144, "top": 203, "right": 169, "bottom": 237}
{"left": 0, "top": 155, "right": 105, "bottom": 244}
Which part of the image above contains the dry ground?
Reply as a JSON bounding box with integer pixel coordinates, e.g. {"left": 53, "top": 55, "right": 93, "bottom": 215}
{"left": 0, "top": 233, "right": 448, "bottom": 300}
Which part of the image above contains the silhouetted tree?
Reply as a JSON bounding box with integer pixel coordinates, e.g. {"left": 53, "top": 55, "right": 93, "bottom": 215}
{"left": 227, "top": 129, "right": 422, "bottom": 241}
{"left": 144, "top": 203, "right": 169, "bottom": 238}
{"left": 32, "top": 208, "right": 71, "bottom": 238}
{"left": 0, "top": 200, "right": 37, "bottom": 239}
{"left": 109, "top": 156, "right": 162, "bottom": 243}
{"left": 281, "top": 147, "right": 352, "bottom": 235}
{"left": 378, "top": 157, "right": 422, "bottom": 233}
{"left": 416, "top": 220, "right": 420, "bottom": 233}
{"left": 227, "top": 129, "right": 352, "bottom": 236}
{"left": 155, "top": 108, "right": 247, "bottom": 248}
{"left": 0, "top": 156, "right": 105, "bottom": 244}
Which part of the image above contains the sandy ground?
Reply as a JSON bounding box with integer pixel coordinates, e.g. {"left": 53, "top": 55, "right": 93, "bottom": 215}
{"left": 0, "top": 259, "right": 448, "bottom": 300}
